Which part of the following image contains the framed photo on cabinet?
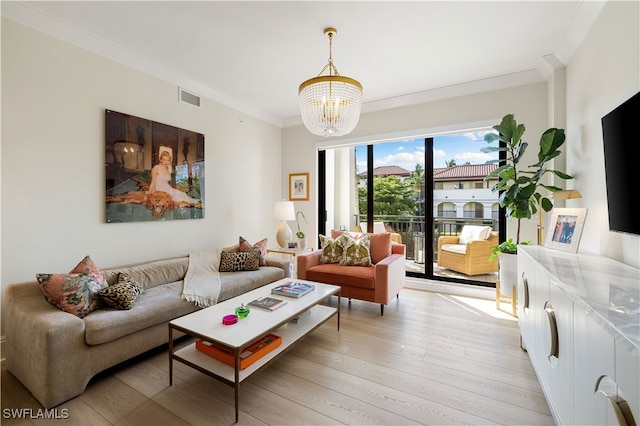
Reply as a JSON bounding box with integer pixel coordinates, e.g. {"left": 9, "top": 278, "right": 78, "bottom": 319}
{"left": 545, "top": 208, "right": 588, "bottom": 253}
{"left": 289, "top": 172, "right": 309, "bottom": 201}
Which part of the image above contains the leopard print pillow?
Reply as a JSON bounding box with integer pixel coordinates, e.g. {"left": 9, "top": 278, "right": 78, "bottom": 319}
{"left": 219, "top": 251, "right": 260, "bottom": 272}
{"left": 98, "top": 272, "right": 143, "bottom": 310}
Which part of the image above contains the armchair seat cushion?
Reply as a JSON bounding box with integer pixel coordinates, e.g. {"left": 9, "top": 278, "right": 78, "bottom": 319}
{"left": 441, "top": 244, "right": 467, "bottom": 255}
{"left": 305, "top": 264, "right": 375, "bottom": 290}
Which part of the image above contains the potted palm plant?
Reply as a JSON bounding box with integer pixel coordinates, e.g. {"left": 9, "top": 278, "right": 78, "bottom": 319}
{"left": 483, "top": 114, "right": 573, "bottom": 297}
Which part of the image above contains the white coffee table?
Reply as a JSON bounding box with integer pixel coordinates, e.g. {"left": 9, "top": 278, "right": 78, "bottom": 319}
{"left": 168, "top": 279, "right": 340, "bottom": 422}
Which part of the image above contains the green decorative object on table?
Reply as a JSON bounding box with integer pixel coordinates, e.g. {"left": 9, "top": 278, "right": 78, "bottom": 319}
{"left": 235, "top": 303, "right": 250, "bottom": 318}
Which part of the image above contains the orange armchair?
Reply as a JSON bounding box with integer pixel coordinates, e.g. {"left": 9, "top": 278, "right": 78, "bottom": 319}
{"left": 297, "top": 230, "right": 406, "bottom": 315}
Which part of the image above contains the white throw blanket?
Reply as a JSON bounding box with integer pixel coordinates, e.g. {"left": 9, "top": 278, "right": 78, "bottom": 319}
{"left": 182, "top": 248, "right": 223, "bottom": 308}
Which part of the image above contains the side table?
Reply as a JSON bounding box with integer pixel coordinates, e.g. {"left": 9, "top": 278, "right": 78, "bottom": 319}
{"left": 267, "top": 247, "right": 314, "bottom": 278}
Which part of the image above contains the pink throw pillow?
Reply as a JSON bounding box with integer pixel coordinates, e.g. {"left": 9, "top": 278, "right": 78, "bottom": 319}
{"left": 239, "top": 236, "right": 268, "bottom": 266}
{"left": 36, "top": 255, "right": 107, "bottom": 318}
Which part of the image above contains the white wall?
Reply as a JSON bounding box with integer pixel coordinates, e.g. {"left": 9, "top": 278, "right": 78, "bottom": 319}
{"left": 1, "top": 19, "right": 284, "bottom": 340}
{"left": 565, "top": 0, "right": 640, "bottom": 267}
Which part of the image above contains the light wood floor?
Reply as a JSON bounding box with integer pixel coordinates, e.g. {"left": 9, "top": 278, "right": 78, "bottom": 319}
{"left": 1, "top": 289, "right": 553, "bottom": 425}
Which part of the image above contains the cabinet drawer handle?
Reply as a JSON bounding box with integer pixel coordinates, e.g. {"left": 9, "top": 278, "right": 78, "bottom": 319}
{"left": 522, "top": 272, "right": 530, "bottom": 311}
{"left": 544, "top": 302, "right": 558, "bottom": 359}
{"left": 596, "top": 376, "right": 636, "bottom": 426}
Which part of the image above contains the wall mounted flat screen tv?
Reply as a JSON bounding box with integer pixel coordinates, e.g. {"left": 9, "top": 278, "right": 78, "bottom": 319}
{"left": 601, "top": 91, "right": 640, "bottom": 236}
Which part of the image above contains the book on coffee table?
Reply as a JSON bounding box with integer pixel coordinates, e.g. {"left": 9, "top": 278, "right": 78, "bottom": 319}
{"left": 271, "top": 281, "right": 315, "bottom": 298}
{"left": 247, "top": 296, "right": 287, "bottom": 311}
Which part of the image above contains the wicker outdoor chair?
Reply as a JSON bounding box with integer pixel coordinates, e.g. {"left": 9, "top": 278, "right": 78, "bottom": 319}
{"left": 437, "top": 227, "right": 498, "bottom": 276}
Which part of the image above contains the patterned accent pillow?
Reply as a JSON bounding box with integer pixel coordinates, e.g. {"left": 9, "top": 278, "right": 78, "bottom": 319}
{"left": 36, "top": 255, "right": 108, "bottom": 318}
{"left": 339, "top": 234, "right": 372, "bottom": 266}
{"left": 239, "top": 236, "right": 268, "bottom": 266}
{"left": 98, "top": 272, "right": 143, "bottom": 310}
{"left": 331, "top": 230, "right": 391, "bottom": 264}
{"left": 319, "top": 234, "right": 344, "bottom": 264}
{"left": 219, "top": 251, "right": 260, "bottom": 272}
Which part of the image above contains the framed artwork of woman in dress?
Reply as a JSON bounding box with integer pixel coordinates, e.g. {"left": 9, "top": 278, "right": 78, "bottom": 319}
{"left": 105, "top": 110, "right": 205, "bottom": 222}
{"left": 289, "top": 172, "right": 310, "bottom": 201}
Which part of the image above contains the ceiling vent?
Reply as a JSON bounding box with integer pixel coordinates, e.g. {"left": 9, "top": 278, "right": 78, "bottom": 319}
{"left": 179, "top": 88, "right": 200, "bottom": 107}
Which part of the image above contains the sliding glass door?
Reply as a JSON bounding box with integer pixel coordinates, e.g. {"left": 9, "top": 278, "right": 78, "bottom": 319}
{"left": 320, "top": 129, "right": 500, "bottom": 286}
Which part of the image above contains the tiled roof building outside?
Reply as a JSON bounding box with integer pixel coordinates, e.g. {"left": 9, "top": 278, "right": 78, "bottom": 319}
{"left": 360, "top": 165, "right": 411, "bottom": 179}
{"left": 434, "top": 164, "right": 498, "bottom": 181}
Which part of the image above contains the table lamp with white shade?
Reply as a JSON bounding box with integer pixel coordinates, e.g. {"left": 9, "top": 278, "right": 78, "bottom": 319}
{"left": 274, "top": 201, "right": 295, "bottom": 248}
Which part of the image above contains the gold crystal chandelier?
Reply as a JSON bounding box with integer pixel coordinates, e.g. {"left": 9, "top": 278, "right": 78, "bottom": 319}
{"left": 298, "top": 28, "right": 363, "bottom": 137}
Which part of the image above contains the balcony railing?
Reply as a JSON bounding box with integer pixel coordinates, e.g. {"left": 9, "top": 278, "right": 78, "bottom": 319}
{"left": 356, "top": 215, "right": 499, "bottom": 262}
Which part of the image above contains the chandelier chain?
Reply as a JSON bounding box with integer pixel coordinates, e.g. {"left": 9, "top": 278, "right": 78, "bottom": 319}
{"left": 328, "top": 31, "right": 334, "bottom": 76}
{"left": 316, "top": 29, "right": 340, "bottom": 78}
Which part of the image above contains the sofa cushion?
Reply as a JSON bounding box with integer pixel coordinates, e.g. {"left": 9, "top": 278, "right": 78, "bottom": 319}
{"left": 84, "top": 280, "right": 197, "bottom": 345}
{"left": 339, "top": 234, "right": 372, "bottom": 266}
{"left": 458, "top": 225, "right": 492, "bottom": 244}
{"left": 331, "top": 230, "right": 391, "bottom": 264}
{"left": 218, "top": 266, "right": 286, "bottom": 300}
{"left": 239, "top": 236, "right": 268, "bottom": 266}
{"left": 219, "top": 251, "right": 260, "bottom": 272}
{"left": 36, "top": 255, "right": 108, "bottom": 318}
{"left": 84, "top": 264, "right": 286, "bottom": 345}
{"left": 319, "top": 234, "right": 343, "bottom": 264}
{"left": 98, "top": 272, "right": 143, "bottom": 310}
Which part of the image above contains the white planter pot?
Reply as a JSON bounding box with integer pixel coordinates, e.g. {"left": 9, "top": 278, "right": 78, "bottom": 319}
{"left": 498, "top": 253, "right": 518, "bottom": 297}
{"left": 298, "top": 237, "right": 308, "bottom": 249}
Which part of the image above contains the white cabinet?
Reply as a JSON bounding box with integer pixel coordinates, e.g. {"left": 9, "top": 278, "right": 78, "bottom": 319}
{"left": 547, "top": 281, "right": 574, "bottom": 425}
{"left": 615, "top": 341, "right": 639, "bottom": 426}
{"left": 518, "top": 246, "right": 639, "bottom": 426}
{"left": 517, "top": 253, "right": 537, "bottom": 353}
{"left": 574, "top": 306, "right": 614, "bottom": 425}
{"left": 518, "top": 259, "right": 574, "bottom": 424}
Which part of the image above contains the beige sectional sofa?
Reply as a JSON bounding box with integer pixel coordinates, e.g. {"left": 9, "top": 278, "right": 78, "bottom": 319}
{"left": 5, "top": 253, "right": 289, "bottom": 409}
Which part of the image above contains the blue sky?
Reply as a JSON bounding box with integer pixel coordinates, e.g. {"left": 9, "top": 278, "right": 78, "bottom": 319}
{"left": 355, "top": 130, "right": 498, "bottom": 172}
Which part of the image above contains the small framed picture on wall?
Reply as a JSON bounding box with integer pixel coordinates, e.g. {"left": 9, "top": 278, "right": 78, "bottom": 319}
{"left": 545, "top": 208, "right": 588, "bottom": 253}
{"left": 289, "top": 172, "right": 310, "bottom": 201}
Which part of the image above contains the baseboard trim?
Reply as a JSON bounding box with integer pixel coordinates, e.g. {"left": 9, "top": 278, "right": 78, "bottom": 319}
{"left": 405, "top": 277, "right": 494, "bottom": 300}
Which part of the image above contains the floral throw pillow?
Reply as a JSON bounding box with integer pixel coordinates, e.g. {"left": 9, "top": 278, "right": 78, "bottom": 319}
{"left": 319, "top": 234, "right": 344, "bottom": 264}
{"left": 339, "top": 234, "right": 372, "bottom": 266}
{"left": 98, "top": 272, "right": 143, "bottom": 310}
{"left": 239, "top": 236, "right": 268, "bottom": 266}
{"left": 36, "top": 255, "right": 108, "bottom": 318}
